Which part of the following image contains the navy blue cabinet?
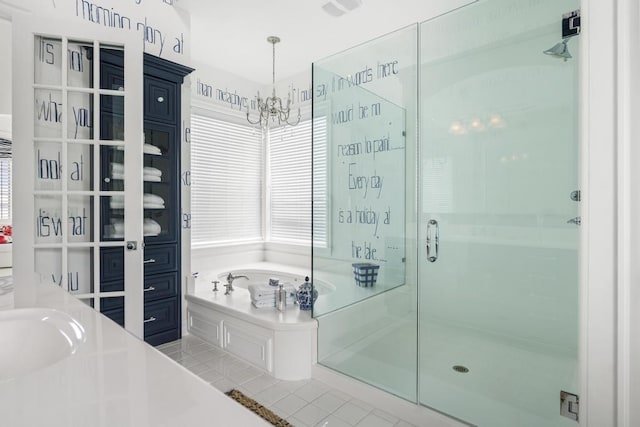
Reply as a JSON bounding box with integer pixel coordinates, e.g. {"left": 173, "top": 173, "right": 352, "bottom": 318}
{"left": 99, "top": 52, "right": 193, "bottom": 346}
{"left": 142, "top": 55, "right": 192, "bottom": 346}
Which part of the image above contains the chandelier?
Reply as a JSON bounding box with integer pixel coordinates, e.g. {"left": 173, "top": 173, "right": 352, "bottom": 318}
{"left": 247, "top": 36, "right": 300, "bottom": 128}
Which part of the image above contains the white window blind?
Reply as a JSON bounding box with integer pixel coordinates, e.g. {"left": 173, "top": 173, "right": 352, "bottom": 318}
{"left": 312, "top": 117, "right": 327, "bottom": 247}
{"left": 269, "top": 120, "right": 312, "bottom": 243}
{"left": 0, "top": 159, "right": 10, "bottom": 220}
{"left": 191, "top": 114, "right": 263, "bottom": 245}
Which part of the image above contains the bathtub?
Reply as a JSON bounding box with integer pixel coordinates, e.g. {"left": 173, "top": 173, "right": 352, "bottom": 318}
{"left": 185, "top": 263, "right": 324, "bottom": 380}
{"left": 215, "top": 268, "right": 335, "bottom": 295}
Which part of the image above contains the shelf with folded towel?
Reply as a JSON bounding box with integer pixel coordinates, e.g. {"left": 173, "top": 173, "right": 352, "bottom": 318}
{"left": 115, "top": 143, "right": 163, "bottom": 156}
{"left": 108, "top": 193, "right": 166, "bottom": 210}
{"left": 144, "top": 193, "right": 166, "bottom": 209}
{"left": 143, "top": 143, "right": 162, "bottom": 156}
{"left": 110, "top": 163, "right": 164, "bottom": 183}
{"left": 107, "top": 218, "right": 163, "bottom": 239}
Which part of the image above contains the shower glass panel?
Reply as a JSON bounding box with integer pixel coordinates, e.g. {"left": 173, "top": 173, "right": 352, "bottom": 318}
{"left": 313, "top": 25, "right": 418, "bottom": 401}
{"left": 418, "top": 0, "right": 580, "bottom": 425}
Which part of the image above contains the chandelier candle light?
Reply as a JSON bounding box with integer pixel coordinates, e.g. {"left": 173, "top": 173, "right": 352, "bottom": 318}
{"left": 247, "top": 36, "right": 301, "bottom": 128}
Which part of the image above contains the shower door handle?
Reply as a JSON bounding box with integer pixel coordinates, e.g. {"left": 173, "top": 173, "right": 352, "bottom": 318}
{"left": 426, "top": 219, "right": 439, "bottom": 262}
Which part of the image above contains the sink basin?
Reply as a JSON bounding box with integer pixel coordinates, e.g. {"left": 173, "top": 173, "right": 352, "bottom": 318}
{"left": 0, "top": 308, "right": 86, "bottom": 380}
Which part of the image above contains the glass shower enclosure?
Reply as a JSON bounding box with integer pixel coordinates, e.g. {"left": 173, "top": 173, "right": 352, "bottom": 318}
{"left": 312, "top": 0, "right": 580, "bottom": 426}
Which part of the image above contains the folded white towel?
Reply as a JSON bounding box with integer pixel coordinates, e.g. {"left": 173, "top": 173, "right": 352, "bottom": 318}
{"left": 144, "top": 202, "right": 165, "bottom": 209}
{"left": 252, "top": 297, "right": 296, "bottom": 306}
{"left": 252, "top": 300, "right": 275, "bottom": 309}
{"left": 111, "top": 195, "right": 165, "bottom": 209}
{"left": 143, "top": 193, "right": 165, "bottom": 205}
{"left": 143, "top": 175, "right": 162, "bottom": 182}
{"left": 248, "top": 284, "right": 296, "bottom": 300}
{"left": 144, "top": 218, "right": 162, "bottom": 236}
{"left": 252, "top": 297, "right": 295, "bottom": 309}
{"left": 111, "top": 202, "right": 166, "bottom": 209}
{"left": 112, "top": 220, "right": 124, "bottom": 234}
{"left": 144, "top": 144, "right": 162, "bottom": 155}
{"left": 143, "top": 166, "right": 162, "bottom": 177}
{"left": 252, "top": 290, "right": 296, "bottom": 301}
{"left": 248, "top": 284, "right": 274, "bottom": 299}
{"left": 111, "top": 166, "right": 161, "bottom": 182}
{"left": 110, "top": 195, "right": 124, "bottom": 209}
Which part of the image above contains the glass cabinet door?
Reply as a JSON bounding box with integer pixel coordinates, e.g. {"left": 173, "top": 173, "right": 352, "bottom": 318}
{"left": 143, "top": 123, "right": 177, "bottom": 244}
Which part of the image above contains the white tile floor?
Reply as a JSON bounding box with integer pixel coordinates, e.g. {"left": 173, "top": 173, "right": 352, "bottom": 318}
{"left": 156, "top": 335, "right": 417, "bottom": 427}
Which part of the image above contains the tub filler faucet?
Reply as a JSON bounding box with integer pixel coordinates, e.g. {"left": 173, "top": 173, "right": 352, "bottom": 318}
{"left": 224, "top": 273, "right": 249, "bottom": 295}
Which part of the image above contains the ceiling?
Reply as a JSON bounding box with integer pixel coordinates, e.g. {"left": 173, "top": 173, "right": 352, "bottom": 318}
{"left": 184, "top": 0, "right": 475, "bottom": 85}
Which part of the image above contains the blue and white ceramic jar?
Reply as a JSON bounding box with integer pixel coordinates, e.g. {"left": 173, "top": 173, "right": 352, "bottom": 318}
{"left": 296, "top": 276, "right": 318, "bottom": 311}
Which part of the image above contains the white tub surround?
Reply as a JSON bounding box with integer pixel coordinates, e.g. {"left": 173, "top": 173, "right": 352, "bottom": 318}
{"left": 0, "top": 283, "right": 269, "bottom": 427}
{"left": 187, "top": 263, "right": 318, "bottom": 380}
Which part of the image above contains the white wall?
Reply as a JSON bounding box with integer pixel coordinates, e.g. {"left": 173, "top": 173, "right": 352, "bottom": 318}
{"left": 0, "top": 18, "right": 11, "bottom": 115}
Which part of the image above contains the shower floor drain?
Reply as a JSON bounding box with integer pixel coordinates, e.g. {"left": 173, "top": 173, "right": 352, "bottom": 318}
{"left": 452, "top": 365, "right": 469, "bottom": 373}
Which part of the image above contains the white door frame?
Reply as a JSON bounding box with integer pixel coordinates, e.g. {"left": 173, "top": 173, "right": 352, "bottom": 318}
{"left": 580, "top": 0, "right": 633, "bottom": 425}
{"left": 614, "top": 0, "right": 640, "bottom": 426}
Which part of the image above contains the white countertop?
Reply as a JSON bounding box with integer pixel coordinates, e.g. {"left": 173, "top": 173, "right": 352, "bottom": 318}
{"left": 0, "top": 283, "right": 270, "bottom": 427}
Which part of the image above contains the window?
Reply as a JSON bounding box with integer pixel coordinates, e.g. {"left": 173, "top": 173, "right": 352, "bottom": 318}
{"left": 191, "top": 113, "right": 263, "bottom": 246}
{"left": 0, "top": 139, "right": 11, "bottom": 221}
{"left": 312, "top": 116, "right": 328, "bottom": 248}
{"left": 268, "top": 121, "right": 312, "bottom": 243}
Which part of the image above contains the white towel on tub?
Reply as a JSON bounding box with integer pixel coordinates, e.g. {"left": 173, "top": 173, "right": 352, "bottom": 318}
{"left": 248, "top": 284, "right": 276, "bottom": 299}
{"left": 252, "top": 300, "right": 275, "bottom": 309}
{"left": 249, "top": 284, "right": 296, "bottom": 300}
{"left": 252, "top": 296, "right": 296, "bottom": 306}
{"left": 251, "top": 291, "right": 296, "bottom": 302}
{"left": 251, "top": 297, "right": 295, "bottom": 309}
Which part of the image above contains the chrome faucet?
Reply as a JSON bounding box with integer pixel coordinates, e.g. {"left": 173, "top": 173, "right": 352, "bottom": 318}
{"left": 225, "top": 273, "right": 249, "bottom": 294}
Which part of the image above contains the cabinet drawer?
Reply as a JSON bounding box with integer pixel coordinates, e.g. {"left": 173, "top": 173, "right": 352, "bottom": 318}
{"left": 144, "top": 297, "right": 179, "bottom": 337}
{"left": 144, "top": 76, "right": 176, "bottom": 123}
{"left": 143, "top": 245, "right": 178, "bottom": 275}
{"left": 100, "top": 247, "right": 124, "bottom": 282}
{"left": 223, "top": 321, "right": 272, "bottom": 372}
{"left": 144, "top": 272, "right": 179, "bottom": 302}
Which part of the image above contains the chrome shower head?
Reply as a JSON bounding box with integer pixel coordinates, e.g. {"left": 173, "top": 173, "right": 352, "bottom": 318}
{"left": 543, "top": 39, "right": 572, "bottom": 61}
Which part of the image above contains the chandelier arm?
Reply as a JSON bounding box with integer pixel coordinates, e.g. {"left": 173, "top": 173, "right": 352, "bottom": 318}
{"left": 246, "top": 110, "right": 263, "bottom": 125}
{"left": 286, "top": 110, "right": 301, "bottom": 126}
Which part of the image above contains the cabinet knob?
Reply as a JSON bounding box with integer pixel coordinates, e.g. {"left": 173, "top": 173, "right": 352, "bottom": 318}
{"left": 157, "top": 96, "right": 164, "bottom": 103}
